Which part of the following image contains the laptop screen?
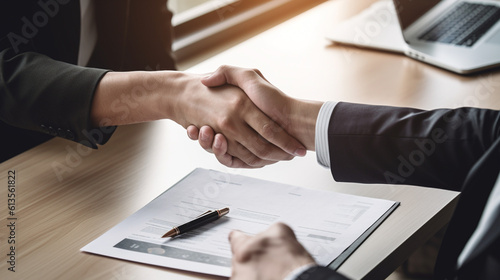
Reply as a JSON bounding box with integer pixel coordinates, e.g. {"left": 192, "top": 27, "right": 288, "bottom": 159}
{"left": 393, "top": 0, "right": 441, "bottom": 30}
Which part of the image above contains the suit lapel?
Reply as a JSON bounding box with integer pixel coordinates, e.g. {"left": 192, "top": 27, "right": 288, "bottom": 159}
{"left": 434, "top": 138, "right": 500, "bottom": 279}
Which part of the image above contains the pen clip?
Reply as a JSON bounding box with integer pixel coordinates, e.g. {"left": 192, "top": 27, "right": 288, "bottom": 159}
{"left": 196, "top": 210, "right": 213, "bottom": 218}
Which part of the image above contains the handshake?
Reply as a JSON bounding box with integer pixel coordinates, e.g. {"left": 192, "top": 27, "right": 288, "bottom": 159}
{"left": 182, "top": 65, "right": 324, "bottom": 168}
{"left": 92, "top": 65, "right": 323, "bottom": 168}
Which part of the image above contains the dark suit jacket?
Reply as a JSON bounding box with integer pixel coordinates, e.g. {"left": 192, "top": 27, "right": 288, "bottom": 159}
{"left": 0, "top": 0, "right": 175, "bottom": 162}
{"left": 300, "top": 102, "right": 500, "bottom": 280}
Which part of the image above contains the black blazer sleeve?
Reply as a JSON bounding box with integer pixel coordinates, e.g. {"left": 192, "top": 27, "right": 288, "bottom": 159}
{"left": 324, "top": 102, "right": 500, "bottom": 279}
{"left": 0, "top": 49, "right": 111, "bottom": 148}
{"left": 0, "top": 0, "right": 114, "bottom": 149}
{"left": 327, "top": 102, "right": 500, "bottom": 191}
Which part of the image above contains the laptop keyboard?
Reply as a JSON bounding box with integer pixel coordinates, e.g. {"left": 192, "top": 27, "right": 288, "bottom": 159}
{"left": 418, "top": 2, "right": 500, "bottom": 47}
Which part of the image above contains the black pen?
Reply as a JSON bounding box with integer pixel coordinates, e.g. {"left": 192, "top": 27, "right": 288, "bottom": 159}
{"left": 162, "top": 207, "right": 230, "bottom": 238}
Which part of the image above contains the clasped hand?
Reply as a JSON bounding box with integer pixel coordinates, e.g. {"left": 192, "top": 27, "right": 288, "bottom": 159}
{"left": 186, "top": 65, "right": 321, "bottom": 168}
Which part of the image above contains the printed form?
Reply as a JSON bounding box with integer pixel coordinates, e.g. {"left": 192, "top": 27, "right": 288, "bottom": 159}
{"left": 82, "top": 168, "right": 399, "bottom": 276}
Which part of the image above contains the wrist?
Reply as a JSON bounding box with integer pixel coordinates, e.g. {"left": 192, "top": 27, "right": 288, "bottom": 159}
{"left": 288, "top": 98, "right": 323, "bottom": 151}
{"left": 91, "top": 71, "right": 171, "bottom": 126}
{"left": 161, "top": 71, "right": 207, "bottom": 128}
{"left": 156, "top": 71, "right": 191, "bottom": 123}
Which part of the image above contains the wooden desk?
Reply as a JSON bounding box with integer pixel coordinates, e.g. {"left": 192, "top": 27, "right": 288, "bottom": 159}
{"left": 2, "top": 0, "right": 499, "bottom": 279}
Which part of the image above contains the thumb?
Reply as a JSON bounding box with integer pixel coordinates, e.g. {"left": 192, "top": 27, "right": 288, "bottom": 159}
{"left": 201, "top": 65, "right": 248, "bottom": 88}
{"left": 229, "top": 230, "right": 259, "bottom": 263}
{"left": 201, "top": 70, "right": 228, "bottom": 87}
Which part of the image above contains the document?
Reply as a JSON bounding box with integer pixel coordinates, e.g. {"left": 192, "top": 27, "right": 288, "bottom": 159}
{"left": 82, "top": 168, "right": 399, "bottom": 276}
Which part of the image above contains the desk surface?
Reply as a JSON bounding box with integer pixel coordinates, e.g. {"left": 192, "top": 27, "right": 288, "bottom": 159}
{"left": 2, "top": 0, "right": 500, "bottom": 279}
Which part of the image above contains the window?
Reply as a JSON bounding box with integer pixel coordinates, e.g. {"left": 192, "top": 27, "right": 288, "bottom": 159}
{"left": 169, "top": 0, "right": 326, "bottom": 63}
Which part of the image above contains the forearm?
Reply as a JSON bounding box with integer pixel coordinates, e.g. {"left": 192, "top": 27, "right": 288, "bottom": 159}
{"left": 329, "top": 103, "right": 500, "bottom": 190}
{"left": 90, "top": 70, "right": 191, "bottom": 127}
{"left": 287, "top": 98, "right": 323, "bottom": 151}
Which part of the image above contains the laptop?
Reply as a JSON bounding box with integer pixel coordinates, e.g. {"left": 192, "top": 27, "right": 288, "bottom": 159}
{"left": 326, "top": 0, "right": 500, "bottom": 74}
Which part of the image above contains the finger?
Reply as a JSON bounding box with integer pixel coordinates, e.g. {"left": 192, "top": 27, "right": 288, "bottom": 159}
{"left": 196, "top": 126, "right": 267, "bottom": 168}
{"left": 228, "top": 140, "right": 277, "bottom": 168}
{"left": 212, "top": 133, "right": 228, "bottom": 154}
{"left": 198, "top": 126, "right": 216, "bottom": 152}
{"left": 241, "top": 111, "right": 306, "bottom": 159}
{"left": 228, "top": 138, "right": 279, "bottom": 167}
{"left": 229, "top": 230, "right": 250, "bottom": 245}
{"left": 215, "top": 153, "right": 247, "bottom": 168}
{"left": 189, "top": 125, "right": 252, "bottom": 167}
{"left": 207, "top": 134, "right": 252, "bottom": 168}
{"left": 201, "top": 66, "right": 231, "bottom": 87}
{"left": 215, "top": 142, "right": 251, "bottom": 168}
{"left": 229, "top": 230, "right": 252, "bottom": 258}
{"left": 233, "top": 233, "right": 270, "bottom": 262}
{"left": 228, "top": 230, "right": 257, "bottom": 262}
{"left": 218, "top": 111, "right": 289, "bottom": 162}
{"left": 212, "top": 133, "right": 233, "bottom": 165}
{"left": 251, "top": 68, "right": 271, "bottom": 84}
{"left": 234, "top": 223, "right": 296, "bottom": 262}
{"left": 186, "top": 125, "right": 200, "bottom": 140}
{"left": 202, "top": 65, "right": 271, "bottom": 89}
{"left": 202, "top": 133, "right": 263, "bottom": 168}
{"left": 201, "top": 65, "right": 256, "bottom": 88}
{"left": 216, "top": 154, "right": 255, "bottom": 168}
{"left": 268, "top": 222, "right": 297, "bottom": 239}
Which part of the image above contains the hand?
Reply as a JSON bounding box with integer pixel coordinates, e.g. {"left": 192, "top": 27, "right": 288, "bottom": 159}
{"left": 202, "top": 66, "right": 297, "bottom": 138}
{"left": 175, "top": 73, "right": 306, "bottom": 168}
{"left": 187, "top": 65, "right": 323, "bottom": 166}
{"left": 228, "top": 223, "right": 316, "bottom": 280}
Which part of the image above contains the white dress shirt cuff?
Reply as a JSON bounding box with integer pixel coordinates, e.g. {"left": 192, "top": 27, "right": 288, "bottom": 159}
{"left": 283, "top": 263, "right": 317, "bottom": 280}
{"left": 315, "top": 101, "right": 337, "bottom": 168}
